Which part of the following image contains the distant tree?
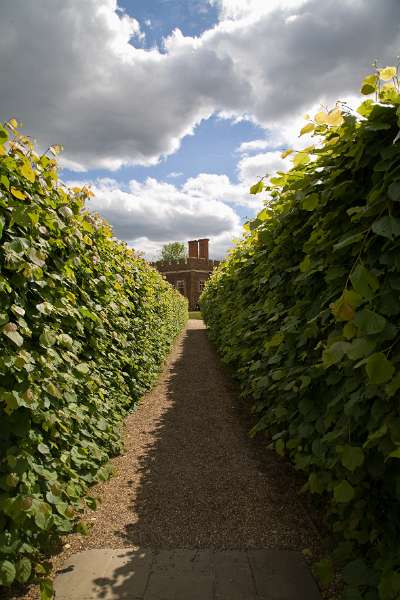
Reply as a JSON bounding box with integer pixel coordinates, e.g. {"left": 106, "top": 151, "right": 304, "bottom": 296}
{"left": 160, "top": 242, "right": 186, "bottom": 262}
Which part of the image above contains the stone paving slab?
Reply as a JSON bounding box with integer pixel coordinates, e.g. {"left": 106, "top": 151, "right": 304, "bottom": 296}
{"left": 53, "top": 548, "right": 321, "bottom": 599}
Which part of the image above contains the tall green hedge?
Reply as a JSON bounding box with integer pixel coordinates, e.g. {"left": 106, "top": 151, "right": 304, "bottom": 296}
{"left": 201, "top": 68, "right": 400, "bottom": 598}
{"left": 0, "top": 123, "right": 187, "bottom": 595}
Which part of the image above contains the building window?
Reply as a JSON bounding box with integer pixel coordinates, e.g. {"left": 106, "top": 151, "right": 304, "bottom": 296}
{"left": 176, "top": 280, "right": 185, "bottom": 294}
{"left": 199, "top": 280, "right": 206, "bottom": 293}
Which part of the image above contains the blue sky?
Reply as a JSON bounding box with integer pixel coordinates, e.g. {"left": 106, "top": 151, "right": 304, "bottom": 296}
{"left": 120, "top": 0, "right": 219, "bottom": 47}
{"left": 1, "top": 0, "right": 397, "bottom": 258}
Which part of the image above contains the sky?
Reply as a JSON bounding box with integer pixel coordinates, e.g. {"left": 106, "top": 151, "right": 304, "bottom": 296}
{"left": 1, "top": 0, "right": 399, "bottom": 259}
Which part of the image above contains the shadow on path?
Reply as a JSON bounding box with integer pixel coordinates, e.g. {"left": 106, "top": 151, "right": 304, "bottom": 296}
{"left": 119, "top": 321, "right": 317, "bottom": 550}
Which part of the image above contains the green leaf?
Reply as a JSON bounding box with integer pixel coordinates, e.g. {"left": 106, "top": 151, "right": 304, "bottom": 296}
{"left": 302, "top": 193, "right": 319, "bottom": 211}
{"left": 372, "top": 215, "right": 400, "bottom": 240}
{"left": 322, "top": 341, "right": 351, "bottom": 367}
{"left": 360, "top": 74, "right": 377, "bottom": 95}
{"left": 366, "top": 352, "right": 395, "bottom": 384}
{"left": 292, "top": 150, "right": 310, "bottom": 167}
{"left": 250, "top": 181, "right": 264, "bottom": 195}
{"left": 299, "top": 122, "right": 315, "bottom": 136}
{"left": 354, "top": 309, "right": 386, "bottom": 335}
{"left": 2, "top": 323, "right": 24, "bottom": 347}
{"left": 15, "top": 557, "right": 31, "bottom": 584}
{"left": 31, "top": 500, "right": 52, "bottom": 530}
{"left": 313, "top": 558, "right": 333, "bottom": 586}
{"left": 257, "top": 208, "right": 271, "bottom": 221}
{"left": 350, "top": 264, "right": 379, "bottom": 300}
{"left": 0, "top": 560, "right": 16, "bottom": 586}
{"left": 379, "top": 66, "right": 397, "bottom": 81}
{"left": 38, "top": 443, "right": 50, "bottom": 455}
{"left": 36, "top": 302, "right": 53, "bottom": 315}
{"left": 333, "top": 232, "right": 363, "bottom": 251}
{"left": 388, "top": 448, "right": 400, "bottom": 460}
{"left": 334, "top": 480, "right": 355, "bottom": 503}
{"left": 342, "top": 558, "right": 370, "bottom": 586}
{"left": 388, "top": 181, "right": 400, "bottom": 202}
{"left": 386, "top": 373, "right": 400, "bottom": 397}
{"left": 0, "top": 215, "right": 4, "bottom": 240}
{"left": 40, "top": 578, "right": 54, "bottom": 600}
{"left": 0, "top": 126, "right": 9, "bottom": 144}
{"left": 340, "top": 446, "right": 364, "bottom": 472}
{"left": 346, "top": 337, "right": 375, "bottom": 360}
{"left": 299, "top": 255, "right": 311, "bottom": 272}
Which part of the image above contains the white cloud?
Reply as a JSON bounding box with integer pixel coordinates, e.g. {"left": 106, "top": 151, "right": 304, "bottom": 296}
{"left": 238, "top": 139, "right": 271, "bottom": 154}
{"left": 167, "top": 171, "right": 183, "bottom": 178}
{"left": 0, "top": 0, "right": 398, "bottom": 170}
{"left": 75, "top": 175, "right": 245, "bottom": 260}
{"left": 210, "top": 0, "right": 308, "bottom": 21}
{"left": 238, "top": 151, "right": 290, "bottom": 185}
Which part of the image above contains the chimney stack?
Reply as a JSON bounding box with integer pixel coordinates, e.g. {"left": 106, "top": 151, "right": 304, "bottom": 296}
{"left": 188, "top": 240, "right": 199, "bottom": 259}
{"left": 198, "top": 238, "right": 209, "bottom": 260}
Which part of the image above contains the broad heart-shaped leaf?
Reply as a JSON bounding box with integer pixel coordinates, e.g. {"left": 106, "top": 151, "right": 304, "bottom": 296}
{"left": 354, "top": 309, "right": 386, "bottom": 335}
{"left": 15, "top": 557, "right": 31, "bottom": 584}
{"left": 292, "top": 150, "right": 310, "bottom": 167}
{"left": 2, "top": 326, "right": 24, "bottom": 347}
{"left": 388, "top": 180, "right": 400, "bottom": 202}
{"left": 334, "top": 480, "right": 355, "bottom": 503}
{"left": 31, "top": 500, "right": 52, "bottom": 530}
{"left": 346, "top": 337, "right": 375, "bottom": 360}
{"left": 313, "top": 558, "right": 333, "bottom": 586}
{"left": 379, "top": 66, "right": 397, "bottom": 81}
{"left": 75, "top": 362, "right": 90, "bottom": 375}
{"left": 20, "top": 160, "right": 35, "bottom": 183}
{"left": 325, "top": 108, "right": 344, "bottom": 127}
{"left": 366, "top": 352, "right": 395, "bottom": 384}
{"left": 40, "top": 578, "right": 54, "bottom": 600}
{"left": 322, "top": 341, "right": 351, "bottom": 368}
{"left": 372, "top": 215, "right": 400, "bottom": 240}
{"left": 340, "top": 446, "right": 364, "bottom": 472}
{"left": 250, "top": 180, "right": 264, "bottom": 195}
{"left": 302, "top": 193, "right": 319, "bottom": 211}
{"left": 350, "top": 264, "right": 379, "bottom": 300}
{"left": 361, "top": 73, "right": 378, "bottom": 95}
{"left": 342, "top": 558, "right": 370, "bottom": 587}
{"left": 0, "top": 560, "right": 16, "bottom": 586}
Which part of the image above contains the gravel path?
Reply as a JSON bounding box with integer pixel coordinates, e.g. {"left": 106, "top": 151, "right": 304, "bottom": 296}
{"left": 7, "top": 319, "right": 321, "bottom": 599}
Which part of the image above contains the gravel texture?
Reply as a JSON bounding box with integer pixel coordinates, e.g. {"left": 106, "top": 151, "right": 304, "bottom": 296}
{"left": 5, "top": 320, "right": 321, "bottom": 599}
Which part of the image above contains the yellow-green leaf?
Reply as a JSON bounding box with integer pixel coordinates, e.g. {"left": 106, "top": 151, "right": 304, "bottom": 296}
{"left": 299, "top": 122, "right": 315, "bottom": 136}
{"left": 20, "top": 160, "right": 35, "bottom": 183}
{"left": 366, "top": 352, "right": 395, "bottom": 384}
{"left": 281, "top": 148, "right": 293, "bottom": 158}
{"left": 360, "top": 73, "right": 378, "bottom": 95}
{"left": 325, "top": 109, "right": 344, "bottom": 127}
{"left": 250, "top": 180, "right": 264, "bottom": 195}
{"left": 379, "top": 66, "right": 397, "bottom": 81}
{"left": 10, "top": 187, "right": 26, "bottom": 200}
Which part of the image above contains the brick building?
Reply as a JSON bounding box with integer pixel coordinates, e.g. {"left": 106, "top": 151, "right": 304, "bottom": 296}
{"left": 153, "top": 239, "right": 219, "bottom": 310}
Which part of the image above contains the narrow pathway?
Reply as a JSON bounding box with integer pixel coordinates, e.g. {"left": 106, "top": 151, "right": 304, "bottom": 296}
{"left": 52, "top": 320, "right": 321, "bottom": 599}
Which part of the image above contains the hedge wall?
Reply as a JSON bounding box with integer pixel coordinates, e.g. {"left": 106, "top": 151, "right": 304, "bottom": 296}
{"left": 201, "top": 68, "right": 400, "bottom": 599}
{"left": 0, "top": 123, "right": 187, "bottom": 595}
